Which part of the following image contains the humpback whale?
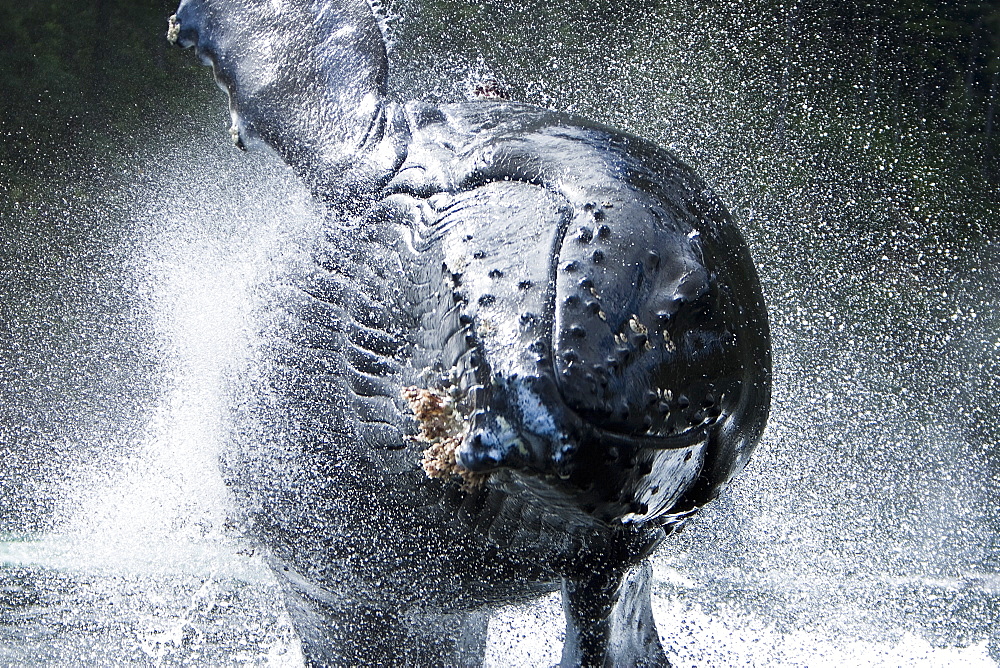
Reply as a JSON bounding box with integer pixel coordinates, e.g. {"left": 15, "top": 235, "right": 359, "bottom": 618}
{"left": 168, "top": 0, "right": 771, "bottom": 664}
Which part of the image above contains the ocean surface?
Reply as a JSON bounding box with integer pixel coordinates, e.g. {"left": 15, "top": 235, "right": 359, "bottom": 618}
{"left": 2, "top": 531, "right": 996, "bottom": 666}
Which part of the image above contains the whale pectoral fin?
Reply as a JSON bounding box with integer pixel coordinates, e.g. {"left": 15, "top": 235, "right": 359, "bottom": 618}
{"left": 560, "top": 560, "right": 669, "bottom": 668}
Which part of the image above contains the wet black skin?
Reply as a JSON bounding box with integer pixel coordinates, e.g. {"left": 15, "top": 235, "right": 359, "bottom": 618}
{"left": 169, "top": 1, "right": 771, "bottom": 665}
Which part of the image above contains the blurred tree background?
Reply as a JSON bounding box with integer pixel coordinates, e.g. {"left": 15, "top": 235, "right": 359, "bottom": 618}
{"left": 793, "top": 0, "right": 1000, "bottom": 186}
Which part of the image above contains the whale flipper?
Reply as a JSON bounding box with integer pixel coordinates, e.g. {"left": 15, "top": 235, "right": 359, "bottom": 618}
{"left": 562, "top": 562, "right": 668, "bottom": 668}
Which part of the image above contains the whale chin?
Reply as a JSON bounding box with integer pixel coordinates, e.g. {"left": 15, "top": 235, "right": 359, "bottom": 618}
{"left": 414, "top": 371, "right": 711, "bottom": 527}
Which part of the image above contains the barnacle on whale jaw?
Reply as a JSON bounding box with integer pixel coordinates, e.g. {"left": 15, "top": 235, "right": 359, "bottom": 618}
{"left": 166, "top": 14, "right": 181, "bottom": 44}
{"left": 402, "top": 386, "right": 489, "bottom": 491}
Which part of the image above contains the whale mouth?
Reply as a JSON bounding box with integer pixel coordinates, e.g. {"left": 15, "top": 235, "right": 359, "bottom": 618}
{"left": 167, "top": 14, "right": 247, "bottom": 149}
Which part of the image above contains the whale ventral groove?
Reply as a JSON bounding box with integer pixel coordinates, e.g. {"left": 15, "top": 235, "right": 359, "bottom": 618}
{"left": 169, "top": 0, "right": 772, "bottom": 665}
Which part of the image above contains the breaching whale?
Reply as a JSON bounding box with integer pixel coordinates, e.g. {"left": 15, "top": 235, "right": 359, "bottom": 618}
{"left": 168, "top": 0, "right": 771, "bottom": 664}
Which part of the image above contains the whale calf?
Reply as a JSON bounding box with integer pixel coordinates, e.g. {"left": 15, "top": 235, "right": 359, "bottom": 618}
{"left": 169, "top": 0, "right": 771, "bottom": 664}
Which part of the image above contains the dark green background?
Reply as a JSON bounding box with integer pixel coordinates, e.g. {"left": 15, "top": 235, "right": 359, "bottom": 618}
{"left": 1, "top": 0, "right": 998, "bottom": 189}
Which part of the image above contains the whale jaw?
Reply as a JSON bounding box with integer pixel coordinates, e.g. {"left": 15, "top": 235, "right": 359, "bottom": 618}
{"left": 445, "top": 370, "right": 708, "bottom": 526}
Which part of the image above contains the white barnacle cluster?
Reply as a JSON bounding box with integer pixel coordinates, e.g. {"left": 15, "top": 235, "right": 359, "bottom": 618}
{"left": 402, "top": 385, "right": 487, "bottom": 490}
{"left": 629, "top": 315, "right": 654, "bottom": 351}
{"left": 166, "top": 14, "right": 181, "bottom": 44}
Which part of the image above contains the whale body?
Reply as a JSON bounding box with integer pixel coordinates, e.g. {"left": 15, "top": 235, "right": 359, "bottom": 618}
{"left": 169, "top": 1, "right": 771, "bottom": 665}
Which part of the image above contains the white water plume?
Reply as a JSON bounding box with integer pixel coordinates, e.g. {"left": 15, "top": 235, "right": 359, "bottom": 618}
{"left": 51, "top": 131, "right": 320, "bottom": 571}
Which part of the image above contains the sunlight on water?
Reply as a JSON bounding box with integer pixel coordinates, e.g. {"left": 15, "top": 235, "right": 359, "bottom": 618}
{"left": 483, "top": 590, "right": 997, "bottom": 668}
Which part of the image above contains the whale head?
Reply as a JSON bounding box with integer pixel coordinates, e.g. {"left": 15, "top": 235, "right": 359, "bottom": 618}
{"left": 169, "top": 0, "right": 387, "bottom": 172}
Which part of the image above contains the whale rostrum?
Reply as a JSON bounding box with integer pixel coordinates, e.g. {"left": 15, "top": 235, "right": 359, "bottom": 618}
{"left": 169, "top": 0, "right": 771, "bottom": 665}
